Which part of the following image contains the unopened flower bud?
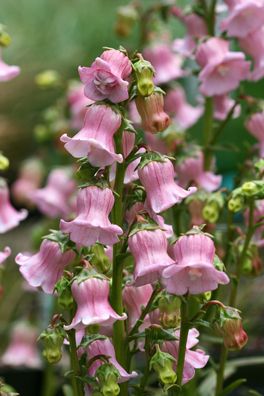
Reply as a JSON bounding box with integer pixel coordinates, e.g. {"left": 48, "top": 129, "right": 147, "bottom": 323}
{"left": 202, "top": 202, "right": 219, "bottom": 223}
{"left": 39, "top": 326, "right": 65, "bottom": 364}
{"left": 134, "top": 59, "right": 155, "bottom": 97}
{"left": 150, "top": 346, "right": 176, "bottom": 385}
{"left": 241, "top": 244, "right": 262, "bottom": 276}
{"left": 228, "top": 195, "right": 244, "bottom": 213}
{"left": 34, "top": 124, "right": 51, "bottom": 143}
{"left": 159, "top": 295, "right": 181, "bottom": 328}
{"left": 135, "top": 92, "right": 170, "bottom": 133}
{"left": 241, "top": 181, "right": 259, "bottom": 197}
{"left": 35, "top": 70, "right": 61, "bottom": 88}
{"left": 115, "top": 5, "right": 138, "bottom": 37}
{"left": 0, "top": 153, "right": 9, "bottom": 170}
{"left": 0, "top": 31, "right": 11, "bottom": 47}
{"left": 96, "top": 364, "right": 120, "bottom": 396}
{"left": 215, "top": 307, "right": 248, "bottom": 351}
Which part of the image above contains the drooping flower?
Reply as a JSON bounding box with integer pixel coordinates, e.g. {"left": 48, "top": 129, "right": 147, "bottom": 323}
{"left": 135, "top": 92, "right": 170, "bottom": 133}
{"left": 79, "top": 49, "right": 132, "bottom": 103}
{"left": 175, "top": 150, "right": 222, "bottom": 192}
{"left": 213, "top": 94, "right": 241, "bottom": 120}
{"left": 123, "top": 284, "right": 153, "bottom": 329}
{"left": 87, "top": 338, "right": 137, "bottom": 382}
{"left": 0, "top": 50, "right": 20, "bottom": 82}
{"left": 15, "top": 239, "right": 75, "bottom": 294}
{"left": 215, "top": 307, "right": 248, "bottom": 350}
{"left": 0, "top": 246, "right": 11, "bottom": 266}
{"left": 143, "top": 43, "right": 185, "bottom": 85}
{"left": 30, "top": 167, "right": 76, "bottom": 219}
{"left": 128, "top": 229, "right": 175, "bottom": 286}
{"left": 67, "top": 82, "right": 94, "bottom": 129}
{"left": 1, "top": 322, "right": 41, "bottom": 368}
{"left": 196, "top": 37, "right": 250, "bottom": 96}
{"left": 162, "top": 232, "right": 229, "bottom": 295}
{"left": 221, "top": 0, "right": 264, "bottom": 38}
{"left": 64, "top": 277, "right": 126, "bottom": 330}
{"left": 245, "top": 111, "right": 264, "bottom": 157}
{"left": 164, "top": 87, "right": 203, "bottom": 130}
{"left": 138, "top": 158, "right": 196, "bottom": 213}
{"left": 61, "top": 104, "right": 123, "bottom": 167}
{"left": 60, "top": 186, "right": 123, "bottom": 247}
{"left": 0, "top": 179, "right": 27, "bottom": 233}
{"left": 161, "top": 328, "right": 209, "bottom": 384}
{"left": 239, "top": 26, "right": 264, "bottom": 81}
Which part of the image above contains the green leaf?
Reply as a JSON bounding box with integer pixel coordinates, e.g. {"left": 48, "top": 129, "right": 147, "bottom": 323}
{"left": 79, "top": 334, "right": 107, "bottom": 348}
{"left": 62, "top": 385, "right": 73, "bottom": 396}
{"left": 220, "top": 379, "right": 246, "bottom": 396}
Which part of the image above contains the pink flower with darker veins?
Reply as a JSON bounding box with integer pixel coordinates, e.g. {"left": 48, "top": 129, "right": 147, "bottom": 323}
{"left": 64, "top": 278, "right": 126, "bottom": 330}
{"left": 128, "top": 229, "right": 175, "bottom": 286}
{"left": 221, "top": 0, "right": 264, "bottom": 38}
{"left": 87, "top": 338, "right": 137, "bottom": 382}
{"left": 196, "top": 37, "right": 250, "bottom": 97}
{"left": 79, "top": 49, "right": 132, "bottom": 103}
{"left": 143, "top": 43, "right": 185, "bottom": 85}
{"left": 161, "top": 328, "right": 209, "bottom": 384}
{"left": 123, "top": 284, "right": 153, "bottom": 329}
{"left": 138, "top": 158, "right": 196, "bottom": 213}
{"left": 15, "top": 239, "right": 75, "bottom": 294}
{"left": 162, "top": 233, "right": 229, "bottom": 295}
{"left": 0, "top": 179, "right": 27, "bottom": 233}
{"left": 175, "top": 150, "right": 222, "bottom": 192}
{"left": 60, "top": 186, "right": 123, "bottom": 247}
{"left": 0, "top": 50, "right": 20, "bottom": 82}
{"left": 61, "top": 104, "right": 123, "bottom": 167}
{"left": 30, "top": 167, "right": 76, "bottom": 219}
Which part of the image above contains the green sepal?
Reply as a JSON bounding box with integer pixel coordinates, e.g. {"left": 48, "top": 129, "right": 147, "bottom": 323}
{"left": 42, "top": 229, "right": 75, "bottom": 253}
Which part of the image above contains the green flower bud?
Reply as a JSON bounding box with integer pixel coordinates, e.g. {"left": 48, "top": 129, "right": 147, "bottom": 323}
{"left": 0, "top": 154, "right": 9, "bottom": 171}
{"left": 39, "top": 327, "right": 65, "bottom": 364}
{"left": 96, "top": 364, "right": 120, "bottom": 396}
{"left": 228, "top": 196, "right": 244, "bottom": 213}
{"left": 101, "top": 382, "right": 120, "bottom": 396}
{"left": 202, "top": 202, "right": 219, "bottom": 223}
{"left": 159, "top": 295, "right": 181, "bottom": 328}
{"left": 0, "top": 31, "right": 11, "bottom": 47}
{"left": 241, "top": 181, "right": 259, "bottom": 197}
{"left": 134, "top": 59, "right": 155, "bottom": 97}
{"left": 115, "top": 5, "right": 138, "bottom": 37}
{"left": 35, "top": 70, "right": 61, "bottom": 88}
{"left": 150, "top": 346, "right": 177, "bottom": 386}
{"left": 34, "top": 124, "right": 51, "bottom": 143}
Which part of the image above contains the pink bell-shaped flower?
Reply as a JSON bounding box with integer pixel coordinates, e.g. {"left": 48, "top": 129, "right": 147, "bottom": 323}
{"left": 1, "top": 322, "right": 41, "bottom": 368}
{"left": 128, "top": 229, "right": 175, "bottom": 286}
{"left": 30, "top": 167, "right": 76, "bottom": 219}
{"left": 196, "top": 37, "right": 250, "bottom": 96}
{"left": 61, "top": 104, "right": 123, "bottom": 167}
{"left": 79, "top": 49, "right": 132, "bottom": 103}
{"left": 162, "top": 233, "right": 229, "bottom": 295}
{"left": 0, "top": 246, "right": 11, "bottom": 266}
{"left": 138, "top": 158, "right": 196, "bottom": 213}
{"left": 143, "top": 43, "right": 185, "bottom": 85}
{"left": 175, "top": 151, "right": 222, "bottom": 192}
{"left": 221, "top": 0, "right": 264, "bottom": 38}
{"left": 67, "top": 82, "right": 94, "bottom": 129}
{"left": 123, "top": 284, "right": 153, "bottom": 329}
{"left": 164, "top": 87, "right": 203, "bottom": 130}
{"left": 161, "top": 328, "right": 209, "bottom": 384}
{"left": 0, "top": 179, "right": 27, "bottom": 233}
{"left": 0, "top": 50, "right": 20, "bottom": 82}
{"left": 60, "top": 186, "right": 123, "bottom": 247}
{"left": 87, "top": 338, "right": 137, "bottom": 382}
{"left": 239, "top": 26, "right": 264, "bottom": 81}
{"left": 64, "top": 277, "right": 127, "bottom": 330}
{"left": 245, "top": 111, "right": 264, "bottom": 157}
{"left": 213, "top": 94, "right": 241, "bottom": 120}
{"left": 15, "top": 239, "right": 75, "bottom": 294}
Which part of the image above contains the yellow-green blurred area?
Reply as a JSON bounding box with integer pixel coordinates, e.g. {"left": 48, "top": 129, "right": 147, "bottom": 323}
{"left": 1, "top": 0, "right": 263, "bottom": 175}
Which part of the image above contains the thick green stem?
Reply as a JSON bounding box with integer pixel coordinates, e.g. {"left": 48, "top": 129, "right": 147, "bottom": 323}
{"left": 175, "top": 300, "right": 189, "bottom": 395}
{"left": 41, "top": 363, "right": 56, "bottom": 396}
{"left": 203, "top": 97, "right": 214, "bottom": 171}
{"left": 215, "top": 200, "right": 255, "bottom": 395}
{"left": 68, "top": 329, "right": 84, "bottom": 396}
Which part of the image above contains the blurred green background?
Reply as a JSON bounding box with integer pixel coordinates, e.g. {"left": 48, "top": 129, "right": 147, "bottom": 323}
{"left": 1, "top": 0, "right": 263, "bottom": 175}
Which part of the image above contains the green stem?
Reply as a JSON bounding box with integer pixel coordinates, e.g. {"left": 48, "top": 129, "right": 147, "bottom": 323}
{"left": 175, "top": 300, "right": 189, "bottom": 395}
{"left": 110, "top": 126, "right": 127, "bottom": 395}
{"left": 68, "top": 329, "right": 84, "bottom": 396}
{"left": 41, "top": 363, "right": 56, "bottom": 396}
{"left": 203, "top": 97, "right": 214, "bottom": 171}
{"left": 215, "top": 200, "right": 255, "bottom": 395}
{"left": 207, "top": 0, "right": 217, "bottom": 36}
